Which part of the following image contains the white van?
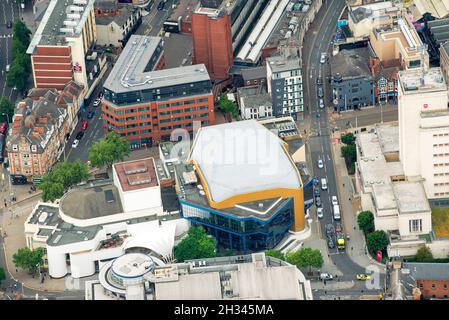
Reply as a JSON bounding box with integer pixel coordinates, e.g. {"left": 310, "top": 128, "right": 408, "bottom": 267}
{"left": 321, "top": 178, "right": 328, "bottom": 190}
{"left": 333, "top": 204, "right": 341, "bottom": 220}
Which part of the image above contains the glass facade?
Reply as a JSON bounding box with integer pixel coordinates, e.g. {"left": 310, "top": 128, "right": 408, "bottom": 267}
{"left": 180, "top": 199, "right": 294, "bottom": 253}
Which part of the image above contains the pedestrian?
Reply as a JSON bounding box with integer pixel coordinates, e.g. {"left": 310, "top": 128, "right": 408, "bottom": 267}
{"left": 15, "top": 269, "right": 18, "bottom": 273}
{"left": 351, "top": 247, "right": 353, "bottom": 251}
{"left": 4, "top": 202, "right": 6, "bottom": 208}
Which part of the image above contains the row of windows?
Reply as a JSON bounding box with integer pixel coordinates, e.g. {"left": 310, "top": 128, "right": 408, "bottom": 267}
{"left": 433, "top": 163, "right": 449, "bottom": 167}
{"left": 434, "top": 173, "right": 449, "bottom": 177}
{"left": 433, "top": 143, "right": 449, "bottom": 147}
{"left": 433, "top": 153, "right": 449, "bottom": 157}
{"left": 433, "top": 133, "right": 449, "bottom": 138}
{"left": 409, "top": 219, "right": 422, "bottom": 233}
{"left": 434, "top": 192, "right": 449, "bottom": 197}
{"left": 434, "top": 182, "right": 449, "bottom": 187}
{"left": 423, "top": 283, "right": 449, "bottom": 290}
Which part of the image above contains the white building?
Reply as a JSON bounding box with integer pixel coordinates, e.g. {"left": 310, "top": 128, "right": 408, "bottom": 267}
{"left": 24, "top": 157, "right": 189, "bottom": 279}
{"left": 85, "top": 252, "right": 313, "bottom": 300}
{"left": 398, "top": 67, "right": 449, "bottom": 201}
{"left": 266, "top": 56, "right": 303, "bottom": 118}
{"left": 237, "top": 86, "right": 273, "bottom": 120}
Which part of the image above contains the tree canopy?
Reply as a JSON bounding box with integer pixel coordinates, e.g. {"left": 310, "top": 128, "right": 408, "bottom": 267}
{"left": 0, "top": 267, "right": 5, "bottom": 285}
{"left": 357, "top": 211, "right": 375, "bottom": 234}
{"left": 265, "top": 249, "right": 285, "bottom": 261}
{"left": 366, "top": 230, "right": 389, "bottom": 255}
{"left": 39, "top": 160, "right": 90, "bottom": 202}
{"left": 341, "top": 133, "right": 356, "bottom": 146}
{"left": 415, "top": 246, "right": 434, "bottom": 262}
{"left": 13, "top": 247, "right": 45, "bottom": 275}
{"left": 88, "top": 132, "right": 130, "bottom": 169}
{"left": 0, "top": 97, "right": 14, "bottom": 121}
{"left": 218, "top": 94, "right": 239, "bottom": 119}
{"left": 174, "top": 226, "right": 217, "bottom": 262}
{"left": 285, "top": 247, "right": 323, "bottom": 274}
{"left": 7, "top": 20, "right": 32, "bottom": 93}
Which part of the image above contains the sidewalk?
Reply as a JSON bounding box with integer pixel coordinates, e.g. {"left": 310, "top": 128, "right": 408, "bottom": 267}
{"left": 311, "top": 280, "right": 355, "bottom": 291}
{"left": 1, "top": 197, "right": 66, "bottom": 292}
{"left": 20, "top": 4, "right": 38, "bottom": 33}
{"left": 330, "top": 131, "right": 386, "bottom": 273}
{"left": 329, "top": 104, "right": 398, "bottom": 122}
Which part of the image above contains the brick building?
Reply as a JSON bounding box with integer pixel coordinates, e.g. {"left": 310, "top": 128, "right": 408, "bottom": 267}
{"left": 6, "top": 82, "right": 84, "bottom": 179}
{"left": 102, "top": 36, "right": 214, "bottom": 149}
{"left": 404, "top": 262, "right": 449, "bottom": 299}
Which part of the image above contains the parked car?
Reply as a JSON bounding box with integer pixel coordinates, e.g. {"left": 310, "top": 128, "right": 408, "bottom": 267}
{"left": 93, "top": 98, "right": 101, "bottom": 107}
{"left": 320, "top": 273, "right": 333, "bottom": 281}
{"left": 6, "top": 21, "right": 13, "bottom": 28}
{"left": 357, "top": 274, "right": 372, "bottom": 281}
{"left": 319, "top": 98, "right": 325, "bottom": 109}
{"left": 157, "top": 0, "right": 165, "bottom": 10}
{"left": 325, "top": 224, "right": 335, "bottom": 237}
{"left": 317, "top": 159, "right": 324, "bottom": 169}
{"left": 314, "top": 187, "right": 320, "bottom": 197}
{"left": 317, "top": 207, "right": 324, "bottom": 219}
{"left": 76, "top": 131, "right": 84, "bottom": 140}
{"left": 316, "top": 76, "right": 323, "bottom": 85}
{"left": 335, "top": 222, "right": 343, "bottom": 233}
{"left": 327, "top": 237, "right": 335, "bottom": 249}
{"left": 11, "top": 174, "right": 27, "bottom": 185}
{"left": 87, "top": 111, "right": 95, "bottom": 119}
{"left": 72, "top": 139, "right": 80, "bottom": 148}
{"left": 320, "top": 53, "right": 327, "bottom": 64}
{"left": 332, "top": 196, "right": 338, "bottom": 206}
{"left": 315, "top": 196, "right": 322, "bottom": 207}
{"left": 5, "top": 64, "right": 10, "bottom": 72}
{"left": 317, "top": 86, "right": 324, "bottom": 98}
{"left": 81, "top": 121, "right": 88, "bottom": 130}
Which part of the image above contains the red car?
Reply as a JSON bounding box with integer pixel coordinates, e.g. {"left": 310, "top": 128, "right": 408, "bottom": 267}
{"left": 81, "top": 121, "right": 88, "bottom": 130}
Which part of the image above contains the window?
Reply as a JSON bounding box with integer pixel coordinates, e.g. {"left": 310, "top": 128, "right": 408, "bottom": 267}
{"left": 432, "top": 284, "right": 436, "bottom": 289}
{"left": 409, "top": 219, "right": 422, "bottom": 233}
{"left": 12, "top": 144, "right": 18, "bottom": 151}
{"left": 444, "top": 284, "right": 448, "bottom": 290}
{"left": 31, "top": 145, "right": 37, "bottom": 153}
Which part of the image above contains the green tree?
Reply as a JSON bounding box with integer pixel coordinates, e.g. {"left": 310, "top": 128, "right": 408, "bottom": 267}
{"left": 0, "top": 97, "right": 14, "bottom": 121}
{"left": 12, "top": 247, "right": 45, "bottom": 275}
{"left": 416, "top": 246, "right": 434, "bottom": 262}
{"left": 285, "top": 247, "right": 323, "bottom": 274}
{"left": 366, "top": 230, "right": 389, "bottom": 255}
{"left": 174, "top": 226, "right": 217, "bottom": 262}
{"left": 341, "top": 133, "right": 356, "bottom": 146}
{"left": 265, "top": 249, "right": 285, "bottom": 261}
{"left": 13, "top": 19, "right": 32, "bottom": 48}
{"left": 0, "top": 267, "right": 5, "bottom": 285}
{"left": 6, "top": 62, "right": 27, "bottom": 92}
{"left": 357, "top": 211, "right": 375, "bottom": 234}
{"left": 88, "top": 132, "right": 130, "bottom": 169}
{"left": 39, "top": 160, "right": 90, "bottom": 202}
{"left": 218, "top": 94, "right": 239, "bottom": 119}
{"left": 341, "top": 143, "right": 357, "bottom": 163}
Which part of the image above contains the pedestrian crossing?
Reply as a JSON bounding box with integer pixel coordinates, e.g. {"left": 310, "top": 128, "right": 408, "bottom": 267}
{"left": 0, "top": 34, "right": 13, "bottom": 38}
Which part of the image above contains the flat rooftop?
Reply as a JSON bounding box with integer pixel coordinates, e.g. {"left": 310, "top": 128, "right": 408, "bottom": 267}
{"left": 27, "top": 0, "right": 95, "bottom": 54}
{"left": 113, "top": 158, "right": 159, "bottom": 192}
{"left": 103, "top": 35, "right": 210, "bottom": 94}
{"left": 349, "top": 1, "right": 397, "bottom": 23}
{"left": 393, "top": 183, "right": 430, "bottom": 214}
{"left": 111, "top": 253, "right": 154, "bottom": 278}
{"left": 60, "top": 183, "right": 123, "bottom": 220}
{"left": 403, "top": 262, "right": 449, "bottom": 280}
{"left": 399, "top": 67, "right": 446, "bottom": 93}
{"left": 188, "top": 120, "right": 302, "bottom": 203}
{"left": 267, "top": 55, "right": 301, "bottom": 73}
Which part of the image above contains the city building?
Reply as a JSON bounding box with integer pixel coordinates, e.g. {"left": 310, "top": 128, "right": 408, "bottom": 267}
{"left": 398, "top": 67, "right": 449, "bottom": 202}
{"left": 347, "top": 1, "right": 401, "bottom": 39}
{"left": 331, "top": 47, "right": 375, "bottom": 111}
{"left": 439, "top": 41, "right": 449, "bottom": 85}
{"left": 102, "top": 35, "right": 214, "bottom": 148}
{"left": 407, "top": 0, "right": 449, "bottom": 21}
{"left": 27, "top": 0, "right": 108, "bottom": 103}
{"left": 174, "top": 120, "right": 305, "bottom": 253}
{"left": 85, "top": 252, "right": 313, "bottom": 300}
{"left": 7, "top": 82, "right": 84, "bottom": 179}
{"left": 94, "top": 0, "right": 120, "bottom": 17}
{"left": 403, "top": 262, "right": 449, "bottom": 299}
{"left": 240, "top": 66, "right": 267, "bottom": 87}
{"left": 369, "top": 56, "right": 400, "bottom": 104}
{"left": 369, "top": 17, "right": 429, "bottom": 71}
{"left": 266, "top": 55, "right": 303, "bottom": 119}
{"left": 95, "top": 5, "right": 142, "bottom": 47}
{"left": 24, "top": 157, "right": 188, "bottom": 279}
{"left": 237, "top": 86, "right": 272, "bottom": 120}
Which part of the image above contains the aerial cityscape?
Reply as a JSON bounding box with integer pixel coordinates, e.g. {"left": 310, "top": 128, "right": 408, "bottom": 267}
{"left": 1, "top": 0, "right": 449, "bottom": 306}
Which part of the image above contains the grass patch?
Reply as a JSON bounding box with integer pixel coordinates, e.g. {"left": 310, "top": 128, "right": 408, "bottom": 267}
{"left": 432, "top": 208, "right": 449, "bottom": 238}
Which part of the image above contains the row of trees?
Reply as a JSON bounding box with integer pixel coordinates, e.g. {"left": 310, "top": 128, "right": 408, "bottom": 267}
{"left": 341, "top": 133, "right": 357, "bottom": 175}
{"left": 0, "top": 97, "right": 14, "bottom": 122}
{"left": 39, "top": 132, "right": 130, "bottom": 202}
{"left": 357, "top": 211, "right": 389, "bottom": 257}
{"left": 7, "top": 20, "right": 32, "bottom": 93}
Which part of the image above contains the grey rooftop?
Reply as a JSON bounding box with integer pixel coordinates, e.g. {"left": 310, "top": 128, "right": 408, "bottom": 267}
{"left": 103, "top": 35, "right": 210, "bottom": 94}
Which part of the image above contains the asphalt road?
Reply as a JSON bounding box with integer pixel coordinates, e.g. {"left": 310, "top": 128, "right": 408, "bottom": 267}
{"left": 135, "top": 0, "right": 174, "bottom": 37}
{"left": 302, "top": 0, "right": 369, "bottom": 280}
{"left": 0, "top": 0, "right": 21, "bottom": 105}
{"left": 334, "top": 107, "right": 398, "bottom": 130}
